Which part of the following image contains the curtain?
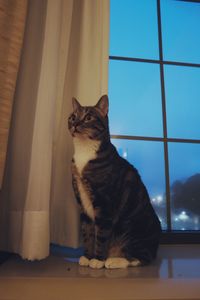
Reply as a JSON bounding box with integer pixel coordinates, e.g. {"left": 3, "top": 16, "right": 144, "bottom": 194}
{"left": 0, "top": 0, "right": 109, "bottom": 260}
{"left": 0, "top": 0, "right": 28, "bottom": 188}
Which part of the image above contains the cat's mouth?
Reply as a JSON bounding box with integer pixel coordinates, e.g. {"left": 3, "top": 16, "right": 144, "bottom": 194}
{"left": 69, "top": 125, "right": 79, "bottom": 135}
{"left": 69, "top": 125, "right": 95, "bottom": 139}
{"left": 71, "top": 130, "right": 80, "bottom": 137}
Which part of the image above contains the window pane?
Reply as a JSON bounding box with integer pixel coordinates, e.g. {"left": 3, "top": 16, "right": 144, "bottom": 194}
{"left": 112, "top": 139, "right": 167, "bottom": 229}
{"left": 109, "top": 60, "right": 163, "bottom": 137}
{"left": 165, "top": 66, "right": 200, "bottom": 139}
{"left": 110, "top": 0, "right": 159, "bottom": 59}
{"left": 169, "top": 143, "right": 200, "bottom": 231}
{"left": 161, "top": 0, "right": 200, "bottom": 63}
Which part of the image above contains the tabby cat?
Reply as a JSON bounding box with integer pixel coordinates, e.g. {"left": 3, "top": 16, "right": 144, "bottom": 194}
{"left": 68, "top": 95, "right": 161, "bottom": 269}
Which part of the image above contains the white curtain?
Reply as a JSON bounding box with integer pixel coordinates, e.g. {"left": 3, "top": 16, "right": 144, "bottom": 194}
{"left": 0, "top": 0, "right": 109, "bottom": 260}
{"left": 0, "top": 0, "right": 28, "bottom": 188}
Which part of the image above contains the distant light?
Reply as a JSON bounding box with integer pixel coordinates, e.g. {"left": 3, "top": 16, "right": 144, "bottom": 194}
{"left": 151, "top": 195, "right": 164, "bottom": 205}
{"left": 175, "top": 217, "right": 179, "bottom": 222}
{"left": 179, "top": 211, "right": 189, "bottom": 221}
{"left": 156, "top": 195, "right": 163, "bottom": 204}
{"left": 122, "top": 150, "right": 128, "bottom": 159}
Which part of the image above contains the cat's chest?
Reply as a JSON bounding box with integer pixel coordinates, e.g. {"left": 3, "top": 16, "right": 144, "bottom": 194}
{"left": 75, "top": 177, "right": 95, "bottom": 220}
{"left": 73, "top": 138, "right": 100, "bottom": 220}
{"left": 73, "top": 137, "right": 100, "bottom": 174}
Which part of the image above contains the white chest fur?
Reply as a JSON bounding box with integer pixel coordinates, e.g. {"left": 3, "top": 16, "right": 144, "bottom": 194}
{"left": 75, "top": 177, "right": 95, "bottom": 220}
{"left": 73, "top": 137, "right": 100, "bottom": 175}
{"left": 73, "top": 137, "right": 100, "bottom": 220}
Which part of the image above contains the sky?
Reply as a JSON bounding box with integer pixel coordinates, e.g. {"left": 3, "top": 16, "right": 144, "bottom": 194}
{"left": 108, "top": 0, "right": 200, "bottom": 229}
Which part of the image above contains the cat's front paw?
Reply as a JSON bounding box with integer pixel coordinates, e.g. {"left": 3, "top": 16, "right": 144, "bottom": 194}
{"left": 79, "top": 256, "right": 90, "bottom": 267}
{"left": 105, "top": 257, "right": 129, "bottom": 269}
{"left": 89, "top": 258, "right": 105, "bottom": 269}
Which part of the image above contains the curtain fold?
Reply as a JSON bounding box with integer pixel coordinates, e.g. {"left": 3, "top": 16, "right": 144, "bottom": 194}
{"left": 0, "top": 0, "right": 28, "bottom": 188}
{"left": 0, "top": 0, "right": 109, "bottom": 260}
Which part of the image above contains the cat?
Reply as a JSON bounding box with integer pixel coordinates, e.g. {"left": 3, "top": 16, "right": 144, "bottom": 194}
{"left": 68, "top": 95, "right": 161, "bottom": 269}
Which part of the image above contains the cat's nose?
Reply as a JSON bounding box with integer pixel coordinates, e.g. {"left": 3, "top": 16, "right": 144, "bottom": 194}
{"left": 71, "top": 125, "right": 76, "bottom": 133}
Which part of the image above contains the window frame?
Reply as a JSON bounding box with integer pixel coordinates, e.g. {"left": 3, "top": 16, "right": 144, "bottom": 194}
{"left": 109, "top": 0, "right": 200, "bottom": 243}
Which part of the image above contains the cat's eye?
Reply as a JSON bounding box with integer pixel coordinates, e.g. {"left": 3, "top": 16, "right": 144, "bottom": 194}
{"left": 85, "top": 114, "right": 92, "bottom": 122}
{"left": 70, "top": 114, "right": 76, "bottom": 122}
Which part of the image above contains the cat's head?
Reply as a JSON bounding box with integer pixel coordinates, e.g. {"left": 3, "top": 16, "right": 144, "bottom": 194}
{"left": 68, "top": 95, "right": 109, "bottom": 140}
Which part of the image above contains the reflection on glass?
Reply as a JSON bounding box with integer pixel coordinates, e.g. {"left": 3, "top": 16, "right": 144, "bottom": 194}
{"left": 169, "top": 143, "right": 200, "bottom": 231}
{"left": 112, "top": 139, "right": 167, "bottom": 229}
{"left": 161, "top": 0, "right": 200, "bottom": 63}
{"left": 109, "top": 60, "right": 163, "bottom": 137}
{"left": 171, "top": 259, "right": 200, "bottom": 279}
{"left": 110, "top": 0, "right": 159, "bottom": 59}
{"left": 165, "top": 65, "right": 200, "bottom": 139}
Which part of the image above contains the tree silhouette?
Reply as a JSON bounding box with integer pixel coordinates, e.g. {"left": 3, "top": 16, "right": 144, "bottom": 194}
{"left": 171, "top": 173, "right": 200, "bottom": 215}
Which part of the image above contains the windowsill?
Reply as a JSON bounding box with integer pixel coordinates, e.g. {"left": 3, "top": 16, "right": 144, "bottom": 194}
{"left": 0, "top": 245, "right": 200, "bottom": 299}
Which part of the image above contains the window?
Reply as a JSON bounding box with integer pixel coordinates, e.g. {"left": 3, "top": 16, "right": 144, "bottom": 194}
{"left": 109, "top": 0, "right": 200, "bottom": 240}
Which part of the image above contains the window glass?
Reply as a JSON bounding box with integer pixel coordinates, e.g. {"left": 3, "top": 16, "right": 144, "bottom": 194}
{"left": 109, "top": 0, "right": 200, "bottom": 234}
{"left": 109, "top": 60, "right": 163, "bottom": 137}
{"left": 110, "top": 0, "right": 159, "bottom": 59}
{"left": 161, "top": 0, "right": 200, "bottom": 63}
{"left": 169, "top": 143, "right": 200, "bottom": 230}
{"left": 165, "top": 65, "right": 200, "bottom": 139}
{"left": 112, "top": 139, "right": 167, "bottom": 229}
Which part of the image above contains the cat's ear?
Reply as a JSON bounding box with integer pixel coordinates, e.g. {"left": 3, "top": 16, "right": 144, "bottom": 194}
{"left": 72, "top": 97, "right": 81, "bottom": 111}
{"left": 96, "top": 95, "right": 109, "bottom": 117}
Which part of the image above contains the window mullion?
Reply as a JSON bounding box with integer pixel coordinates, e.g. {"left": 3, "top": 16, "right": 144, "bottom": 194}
{"left": 157, "top": 0, "right": 172, "bottom": 231}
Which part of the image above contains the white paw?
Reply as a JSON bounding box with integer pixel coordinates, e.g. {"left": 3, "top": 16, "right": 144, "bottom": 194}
{"left": 105, "top": 257, "right": 129, "bottom": 269}
{"left": 79, "top": 256, "right": 90, "bottom": 267}
{"left": 130, "top": 258, "right": 141, "bottom": 267}
{"left": 89, "top": 258, "right": 105, "bottom": 269}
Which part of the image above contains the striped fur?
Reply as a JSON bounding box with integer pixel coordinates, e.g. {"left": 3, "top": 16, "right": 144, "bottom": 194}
{"left": 68, "top": 95, "right": 161, "bottom": 268}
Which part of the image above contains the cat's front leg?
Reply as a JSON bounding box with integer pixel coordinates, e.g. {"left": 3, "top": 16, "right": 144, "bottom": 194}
{"left": 89, "top": 216, "right": 112, "bottom": 269}
{"left": 79, "top": 212, "right": 95, "bottom": 266}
